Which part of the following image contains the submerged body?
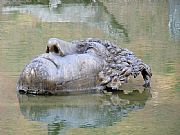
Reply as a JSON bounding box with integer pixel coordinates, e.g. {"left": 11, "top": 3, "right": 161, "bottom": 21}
{"left": 17, "top": 38, "right": 152, "bottom": 95}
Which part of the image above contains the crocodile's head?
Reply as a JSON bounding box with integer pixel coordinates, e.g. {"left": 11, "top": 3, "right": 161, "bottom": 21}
{"left": 17, "top": 52, "right": 104, "bottom": 95}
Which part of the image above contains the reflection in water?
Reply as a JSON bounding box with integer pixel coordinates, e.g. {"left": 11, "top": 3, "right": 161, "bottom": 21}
{"left": 49, "top": 0, "right": 62, "bottom": 8}
{"left": 3, "top": 0, "right": 49, "bottom": 6}
{"left": 2, "top": 0, "right": 128, "bottom": 41}
{"left": 168, "top": 0, "right": 180, "bottom": 40}
{"left": 18, "top": 90, "right": 150, "bottom": 134}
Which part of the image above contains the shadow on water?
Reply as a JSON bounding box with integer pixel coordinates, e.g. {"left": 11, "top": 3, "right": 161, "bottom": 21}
{"left": 2, "top": 0, "right": 128, "bottom": 41}
{"left": 18, "top": 90, "right": 151, "bottom": 135}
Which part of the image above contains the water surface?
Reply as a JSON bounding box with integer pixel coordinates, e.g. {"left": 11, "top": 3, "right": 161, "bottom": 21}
{"left": 0, "top": 0, "right": 180, "bottom": 135}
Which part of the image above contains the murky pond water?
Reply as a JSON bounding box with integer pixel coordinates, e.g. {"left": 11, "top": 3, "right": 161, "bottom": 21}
{"left": 0, "top": 0, "right": 180, "bottom": 135}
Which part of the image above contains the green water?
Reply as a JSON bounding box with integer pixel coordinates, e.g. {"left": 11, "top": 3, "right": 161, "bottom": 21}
{"left": 0, "top": 0, "right": 180, "bottom": 135}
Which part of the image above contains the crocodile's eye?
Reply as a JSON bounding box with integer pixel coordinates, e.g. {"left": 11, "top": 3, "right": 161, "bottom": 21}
{"left": 50, "top": 45, "right": 59, "bottom": 54}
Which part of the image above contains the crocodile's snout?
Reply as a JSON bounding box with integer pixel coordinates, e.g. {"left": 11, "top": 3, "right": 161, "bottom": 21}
{"left": 17, "top": 57, "right": 58, "bottom": 94}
